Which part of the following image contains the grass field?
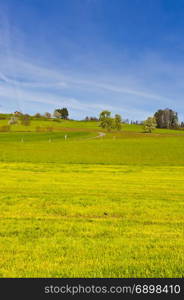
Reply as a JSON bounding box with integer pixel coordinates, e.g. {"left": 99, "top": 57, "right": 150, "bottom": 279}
{"left": 0, "top": 118, "right": 183, "bottom": 277}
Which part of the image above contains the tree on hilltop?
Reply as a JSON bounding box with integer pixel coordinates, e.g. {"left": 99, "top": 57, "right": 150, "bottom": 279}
{"left": 99, "top": 110, "right": 113, "bottom": 131}
{"left": 44, "top": 112, "right": 51, "bottom": 118}
{"left": 99, "top": 110, "right": 122, "bottom": 131}
{"left": 53, "top": 110, "right": 61, "bottom": 118}
{"left": 154, "top": 108, "right": 178, "bottom": 129}
{"left": 113, "top": 114, "right": 122, "bottom": 131}
{"left": 54, "top": 108, "right": 69, "bottom": 119}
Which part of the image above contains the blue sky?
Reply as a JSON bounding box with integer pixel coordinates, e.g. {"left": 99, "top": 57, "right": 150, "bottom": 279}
{"left": 1, "top": 0, "right": 184, "bottom": 120}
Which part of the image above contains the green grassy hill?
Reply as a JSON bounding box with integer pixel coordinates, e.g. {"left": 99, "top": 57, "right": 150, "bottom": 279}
{"left": 1, "top": 116, "right": 184, "bottom": 133}
{"left": 0, "top": 118, "right": 183, "bottom": 277}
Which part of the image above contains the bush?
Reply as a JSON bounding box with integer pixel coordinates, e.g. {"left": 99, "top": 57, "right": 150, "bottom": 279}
{"left": 143, "top": 117, "right": 157, "bottom": 133}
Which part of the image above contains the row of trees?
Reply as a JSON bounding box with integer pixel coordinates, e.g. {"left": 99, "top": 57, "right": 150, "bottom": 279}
{"left": 98, "top": 108, "right": 180, "bottom": 133}
{"left": 7, "top": 107, "right": 181, "bottom": 134}
{"left": 8, "top": 108, "right": 70, "bottom": 126}
{"left": 143, "top": 108, "right": 179, "bottom": 133}
{"left": 98, "top": 111, "right": 157, "bottom": 133}
{"left": 15, "top": 108, "right": 69, "bottom": 120}
{"left": 34, "top": 108, "right": 69, "bottom": 119}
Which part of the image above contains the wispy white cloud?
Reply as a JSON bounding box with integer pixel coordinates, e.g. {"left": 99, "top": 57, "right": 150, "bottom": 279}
{"left": 0, "top": 54, "right": 174, "bottom": 102}
{"left": 0, "top": 52, "right": 182, "bottom": 119}
{"left": 0, "top": 5, "right": 183, "bottom": 120}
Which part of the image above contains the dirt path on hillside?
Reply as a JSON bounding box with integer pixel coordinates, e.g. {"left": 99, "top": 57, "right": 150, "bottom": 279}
{"left": 85, "top": 132, "right": 106, "bottom": 140}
